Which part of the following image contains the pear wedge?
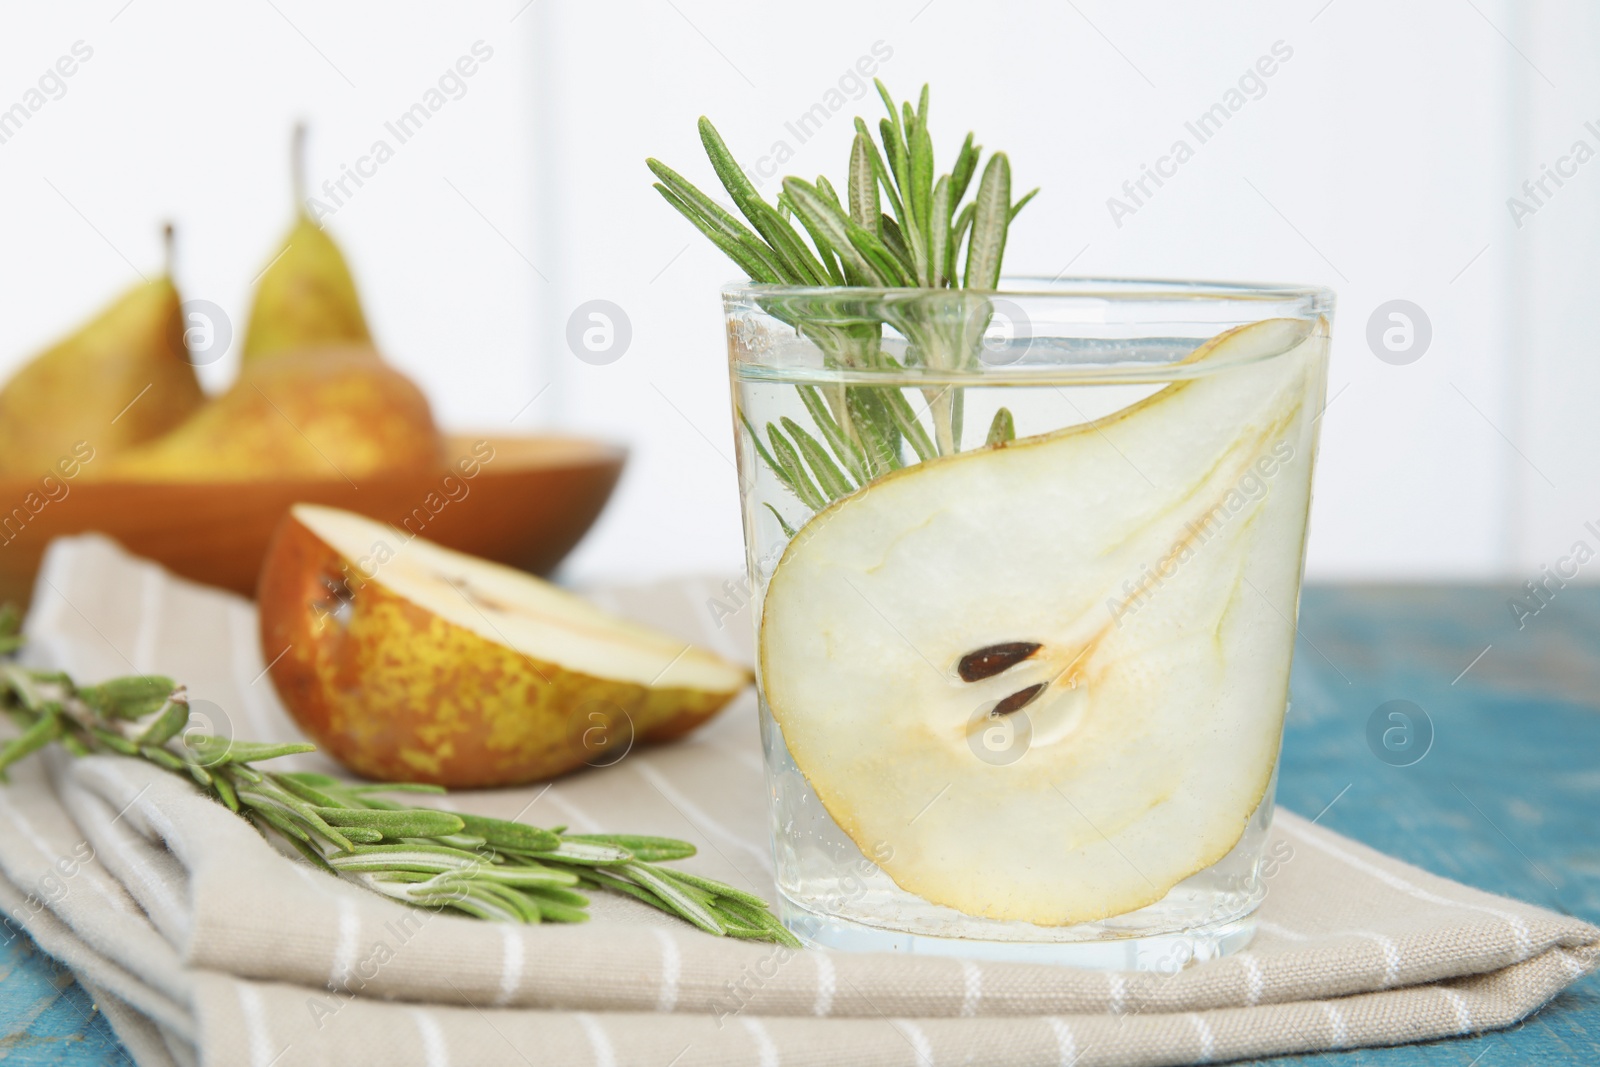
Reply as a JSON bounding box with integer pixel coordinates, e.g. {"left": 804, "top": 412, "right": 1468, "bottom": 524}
{"left": 0, "top": 269, "right": 203, "bottom": 478}
{"left": 259, "top": 504, "right": 752, "bottom": 786}
{"left": 758, "top": 317, "right": 1327, "bottom": 926}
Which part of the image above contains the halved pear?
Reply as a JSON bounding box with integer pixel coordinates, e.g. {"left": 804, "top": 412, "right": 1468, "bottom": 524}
{"left": 759, "top": 318, "right": 1327, "bottom": 925}
{"left": 260, "top": 504, "right": 752, "bottom": 786}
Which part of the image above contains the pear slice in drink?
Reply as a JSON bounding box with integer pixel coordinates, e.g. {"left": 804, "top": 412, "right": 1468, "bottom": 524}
{"left": 758, "top": 317, "right": 1326, "bottom": 925}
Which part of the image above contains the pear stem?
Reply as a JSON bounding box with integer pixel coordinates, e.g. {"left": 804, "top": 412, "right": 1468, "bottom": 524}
{"left": 291, "top": 122, "right": 307, "bottom": 210}
{"left": 162, "top": 222, "right": 175, "bottom": 278}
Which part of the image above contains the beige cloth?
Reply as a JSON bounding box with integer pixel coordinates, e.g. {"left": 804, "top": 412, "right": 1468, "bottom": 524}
{"left": 0, "top": 534, "right": 1593, "bottom": 1067}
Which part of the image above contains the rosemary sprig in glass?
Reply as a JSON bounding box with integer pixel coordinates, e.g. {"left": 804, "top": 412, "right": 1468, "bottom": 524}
{"left": 648, "top": 81, "right": 1035, "bottom": 520}
{"left": 0, "top": 613, "right": 795, "bottom": 945}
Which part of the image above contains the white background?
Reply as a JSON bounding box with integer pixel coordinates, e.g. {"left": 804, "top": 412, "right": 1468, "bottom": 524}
{"left": 0, "top": 1, "right": 1593, "bottom": 585}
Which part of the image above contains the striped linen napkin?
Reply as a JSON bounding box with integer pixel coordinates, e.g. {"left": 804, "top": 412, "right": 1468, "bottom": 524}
{"left": 0, "top": 533, "right": 1593, "bottom": 1067}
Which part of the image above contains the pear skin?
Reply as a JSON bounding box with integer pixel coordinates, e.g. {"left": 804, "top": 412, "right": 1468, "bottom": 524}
{"left": 258, "top": 504, "right": 751, "bottom": 787}
{"left": 0, "top": 277, "right": 204, "bottom": 479}
{"left": 102, "top": 345, "right": 441, "bottom": 482}
{"left": 240, "top": 212, "right": 372, "bottom": 362}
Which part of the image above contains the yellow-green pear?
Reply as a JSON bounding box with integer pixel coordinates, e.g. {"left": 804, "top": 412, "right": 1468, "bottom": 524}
{"left": 103, "top": 345, "right": 442, "bottom": 482}
{"left": 241, "top": 125, "right": 372, "bottom": 362}
{"left": 0, "top": 232, "right": 204, "bottom": 479}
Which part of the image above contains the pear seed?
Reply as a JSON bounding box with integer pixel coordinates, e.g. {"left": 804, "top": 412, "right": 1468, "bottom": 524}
{"left": 957, "top": 642, "right": 1042, "bottom": 682}
{"left": 993, "top": 683, "right": 1046, "bottom": 716}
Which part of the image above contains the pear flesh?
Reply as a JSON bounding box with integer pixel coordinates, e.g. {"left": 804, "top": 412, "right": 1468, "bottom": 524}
{"left": 758, "top": 318, "right": 1327, "bottom": 926}
{"left": 0, "top": 278, "right": 203, "bottom": 478}
{"left": 261, "top": 504, "right": 752, "bottom": 786}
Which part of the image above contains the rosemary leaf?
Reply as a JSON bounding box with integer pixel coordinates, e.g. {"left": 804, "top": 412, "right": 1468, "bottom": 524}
{"left": 280, "top": 825, "right": 337, "bottom": 872}
{"left": 522, "top": 883, "right": 593, "bottom": 910}
{"left": 964, "top": 153, "right": 1012, "bottom": 290}
{"left": 766, "top": 423, "right": 827, "bottom": 511}
{"left": 526, "top": 840, "right": 633, "bottom": 866}
{"left": 987, "top": 406, "right": 1017, "bottom": 446}
{"left": 879, "top": 215, "right": 916, "bottom": 279}
{"left": 561, "top": 834, "right": 696, "bottom": 862}
{"left": 763, "top": 503, "right": 798, "bottom": 539}
{"left": 135, "top": 697, "right": 192, "bottom": 746}
{"left": 815, "top": 175, "right": 844, "bottom": 212}
{"left": 658, "top": 867, "right": 777, "bottom": 912}
{"left": 1011, "top": 187, "right": 1040, "bottom": 220}
{"left": 852, "top": 117, "right": 907, "bottom": 222}
{"left": 848, "top": 133, "right": 880, "bottom": 232}
{"left": 654, "top": 184, "right": 785, "bottom": 284}
{"left": 721, "top": 922, "right": 775, "bottom": 940}
{"left": 468, "top": 865, "right": 583, "bottom": 889}
{"left": 783, "top": 191, "right": 849, "bottom": 287}
{"left": 272, "top": 773, "right": 347, "bottom": 809}
{"left": 846, "top": 389, "right": 903, "bottom": 475}
{"left": 647, "top": 157, "right": 776, "bottom": 260}
{"left": 740, "top": 411, "right": 781, "bottom": 474}
{"left": 782, "top": 178, "right": 886, "bottom": 286}
{"left": 648, "top": 868, "right": 717, "bottom": 906}
{"left": 90, "top": 727, "right": 139, "bottom": 756}
{"left": 0, "top": 710, "right": 60, "bottom": 779}
{"left": 949, "top": 201, "right": 975, "bottom": 283}
{"left": 929, "top": 175, "right": 952, "bottom": 290}
{"left": 77, "top": 677, "right": 174, "bottom": 721}
{"left": 715, "top": 896, "right": 803, "bottom": 947}
{"left": 881, "top": 387, "right": 939, "bottom": 461}
{"left": 621, "top": 863, "right": 727, "bottom": 936}
{"left": 316, "top": 807, "right": 467, "bottom": 839}
{"left": 879, "top": 118, "right": 912, "bottom": 217}
{"left": 908, "top": 110, "right": 935, "bottom": 283}
{"left": 181, "top": 759, "right": 213, "bottom": 789}
{"left": 575, "top": 867, "right": 665, "bottom": 909}
{"left": 455, "top": 813, "right": 562, "bottom": 853}
{"left": 414, "top": 833, "right": 488, "bottom": 851}
{"left": 797, "top": 385, "right": 867, "bottom": 485}
{"left": 139, "top": 744, "right": 188, "bottom": 772}
{"left": 248, "top": 803, "right": 312, "bottom": 844}
{"left": 847, "top": 225, "right": 916, "bottom": 288}
{"left": 698, "top": 118, "right": 830, "bottom": 285}
{"left": 528, "top": 896, "right": 589, "bottom": 924}
{"left": 212, "top": 770, "right": 240, "bottom": 813}
{"left": 781, "top": 417, "right": 855, "bottom": 500}
{"left": 185, "top": 736, "right": 317, "bottom": 766}
{"left": 950, "top": 132, "right": 979, "bottom": 203}
{"left": 0, "top": 665, "right": 51, "bottom": 714}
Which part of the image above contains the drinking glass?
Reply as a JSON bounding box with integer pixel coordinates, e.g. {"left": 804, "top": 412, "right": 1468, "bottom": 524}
{"left": 725, "top": 278, "right": 1333, "bottom": 967}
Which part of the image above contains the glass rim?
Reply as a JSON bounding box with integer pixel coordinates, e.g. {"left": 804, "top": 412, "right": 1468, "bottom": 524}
{"left": 723, "top": 274, "right": 1336, "bottom": 308}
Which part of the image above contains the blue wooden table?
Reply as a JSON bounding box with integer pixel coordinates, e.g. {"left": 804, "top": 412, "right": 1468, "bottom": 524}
{"left": 1, "top": 585, "right": 1596, "bottom": 1065}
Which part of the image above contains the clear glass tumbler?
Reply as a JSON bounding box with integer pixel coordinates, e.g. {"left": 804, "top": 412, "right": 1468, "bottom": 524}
{"left": 726, "top": 278, "right": 1333, "bottom": 967}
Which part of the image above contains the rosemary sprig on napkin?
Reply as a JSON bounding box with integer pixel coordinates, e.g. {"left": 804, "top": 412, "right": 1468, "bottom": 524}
{"left": 648, "top": 81, "right": 1035, "bottom": 512}
{"left": 0, "top": 618, "right": 795, "bottom": 945}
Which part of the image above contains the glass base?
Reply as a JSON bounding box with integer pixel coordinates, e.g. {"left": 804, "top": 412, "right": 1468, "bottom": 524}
{"left": 781, "top": 894, "right": 1259, "bottom": 970}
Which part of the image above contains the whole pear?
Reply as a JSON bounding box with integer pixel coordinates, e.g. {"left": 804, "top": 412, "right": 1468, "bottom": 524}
{"left": 241, "top": 213, "right": 371, "bottom": 362}
{"left": 0, "top": 249, "right": 204, "bottom": 479}
{"left": 241, "top": 126, "right": 371, "bottom": 362}
{"left": 103, "top": 345, "right": 442, "bottom": 482}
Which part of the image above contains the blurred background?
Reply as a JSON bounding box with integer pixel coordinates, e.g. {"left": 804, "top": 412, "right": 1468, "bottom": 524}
{"left": 2, "top": 0, "right": 1595, "bottom": 585}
